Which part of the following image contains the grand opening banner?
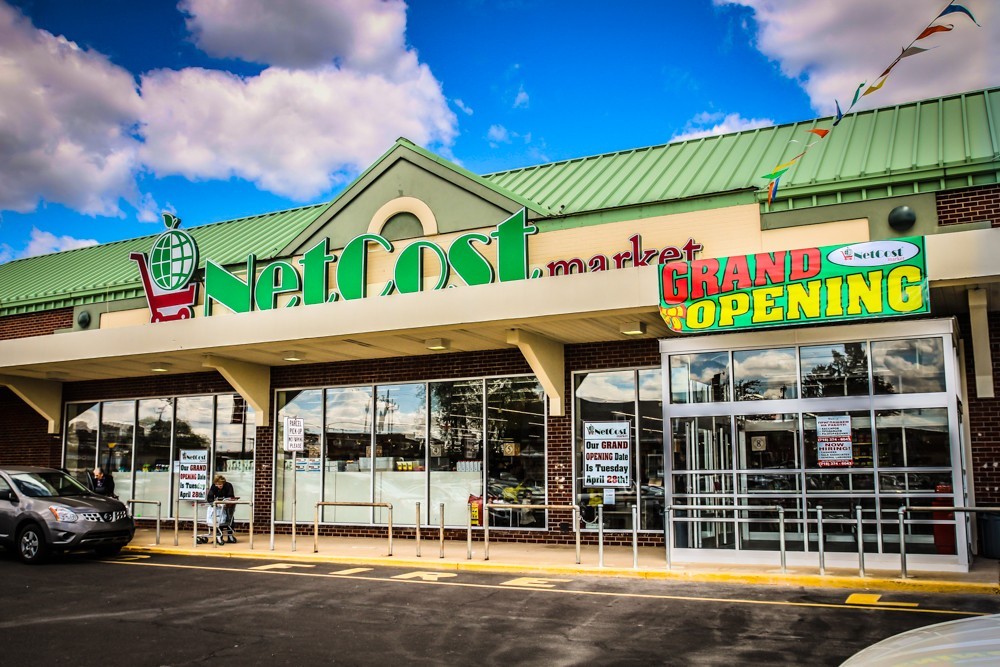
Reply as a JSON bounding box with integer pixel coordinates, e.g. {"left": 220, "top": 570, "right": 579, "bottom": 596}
{"left": 658, "top": 237, "right": 928, "bottom": 333}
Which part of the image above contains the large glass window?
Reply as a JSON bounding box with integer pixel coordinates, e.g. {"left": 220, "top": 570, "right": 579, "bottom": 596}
{"left": 669, "top": 352, "right": 730, "bottom": 404}
{"left": 638, "top": 369, "right": 665, "bottom": 530}
{"left": 374, "top": 383, "right": 426, "bottom": 525}
{"left": 275, "top": 390, "right": 323, "bottom": 522}
{"left": 324, "top": 386, "right": 373, "bottom": 523}
{"left": 64, "top": 402, "right": 99, "bottom": 479}
{"left": 800, "top": 342, "right": 870, "bottom": 398}
{"left": 134, "top": 398, "right": 173, "bottom": 518}
{"left": 214, "top": 396, "right": 255, "bottom": 522}
{"left": 430, "top": 380, "right": 483, "bottom": 526}
{"left": 99, "top": 401, "right": 135, "bottom": 503}
{"left": 871, "top": 338, "right": 946, "bottom": 394}
{"left": 733, "top": 348, "right": 798, "bottom": 400}
{"left": 487, "top": 377, "right": 546, "bottom": 528}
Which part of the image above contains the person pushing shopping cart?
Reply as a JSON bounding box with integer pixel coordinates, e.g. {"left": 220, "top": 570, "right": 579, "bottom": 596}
{"left": 200, "top": 474, "right": 239, "bottom": 545}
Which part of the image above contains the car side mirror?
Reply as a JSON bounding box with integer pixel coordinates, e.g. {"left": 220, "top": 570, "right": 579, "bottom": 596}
{"left": 0, "top": 489, "right": 17, "bottom": 502}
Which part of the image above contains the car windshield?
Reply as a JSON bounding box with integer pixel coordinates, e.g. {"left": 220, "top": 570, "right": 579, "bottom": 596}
{"left": 11, "top": 471, "right": 90, "bottom": 498}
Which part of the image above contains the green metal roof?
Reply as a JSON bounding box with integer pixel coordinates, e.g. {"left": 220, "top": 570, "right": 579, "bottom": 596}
{"left": 485, "top": 87, "right": 1000, "bottom": 215}
{"left": 3, "top": 88, "right": 997, "bottom": 316}
{"left": 0, "top": 204, "right": 325, "bottom": 316}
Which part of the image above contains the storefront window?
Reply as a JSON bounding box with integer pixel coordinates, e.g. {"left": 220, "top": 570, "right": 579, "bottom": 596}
{"left": 99, "top": 401, "right": 135, "bottom": 502}
{"left": 323, "top": 386, "right": 373, "bottom": 523}
{"left": 214, "top": 395, "right": 254, "bottom": 521}
{"left": 638, "top": 369, "right": 664, "bottom": 530}
{"left": 430, "top": 380, "right": 483, "bottom": 526}
{"left": 735, "top": 414, "right": 799, "bottom": 493}
{"left": 64, "top": 402, "right": 99, "bottom": 479}
{"left": 803, "top": 410, "right": 873, "bottom": 469}
{"left": 275, "top": 390, "right": 323, "bottom": 522}
{"left": 871, "top": 338, "right": 945, "bottom": 394}
{"left": 875, "top": 408, "right": 950, "bottom": 468}
{"left": 670, "top": 352, "right": 729, "bottom": 404}
{"left": 800, "top": 342, "right": 870, "bottom": 397}
{"left": 487, "top": 376, "right": 545, "bottom": 528}
{"left": 135, "top": 398, "right": 173, "bottom": 517}
{"left": 575, "top": 371, "right": 637, "bottom": 530}
{"left": 733, "top": 348, "right": 798, "bottom": 400}
{"left": 374, "top": 383, "right": 426, "bottom": 525}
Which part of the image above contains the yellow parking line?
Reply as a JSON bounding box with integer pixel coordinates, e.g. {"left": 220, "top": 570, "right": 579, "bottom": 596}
{"left": 103, "top": 558, "right": 985, "bottom": 618}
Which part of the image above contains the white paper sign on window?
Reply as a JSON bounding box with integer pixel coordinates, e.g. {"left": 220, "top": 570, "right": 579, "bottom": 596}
{"left": 583, "top": 421, "right": 631, "bottom": 488}
{"left": 178, "top": 449, "right": 209, "bottom": 500}
{"left": 283, "top": 416, "right": 305, "bottom": 452}
{"left": 817, "top": 415, "right": 853, "bottom": 467}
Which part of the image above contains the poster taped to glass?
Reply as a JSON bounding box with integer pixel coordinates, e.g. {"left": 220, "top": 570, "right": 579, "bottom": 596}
{"left": 583, "top": 421, "right": 631, "bottom": 488}
{"left": 817, "top": 415, "right": 853, "bottom": 467}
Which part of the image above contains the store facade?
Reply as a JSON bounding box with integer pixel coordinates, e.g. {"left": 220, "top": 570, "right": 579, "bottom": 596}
{"left": 2, "top": 88, "right": 998, "bottom": 573}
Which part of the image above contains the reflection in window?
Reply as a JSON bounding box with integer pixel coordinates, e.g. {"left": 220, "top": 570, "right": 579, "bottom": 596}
{"left": 638, "top": 370, "right": 665, "bottom": 530}
{"left": 323, "top": 386, "right": 373, "bottom": 523}
{"left": 275, "top": 390, "right": 323, "bottom": 522}
{"left": 99, "top": 401, "right": 135, "bottom": 502}
{"left": 803, "top": 411, "right": 873, "bottom": 469}
{"left": 134, "top": 398, "right": 173, "bottom": 517}
{"left": 800, "top": 343, "right": 870, "bottom": 397}
{"left": 734, "top": 348, "right": 798, "bottom": 400}
{"left": 430, "top": 380, "right": 484, "bottom": 526}
{"left": 670, "top": 353, "right": 730, "bottom": 404}
{"left": 736, "top": 414, "right": 799, "bottom": 470}
{"left": 374, "top": 383, "right": 427, "bottom": 525}
{"left": 871, "top": 338, "right": 945, "bottom": 394}
{"left": 672, "top": 415, "right": 733, "bottom": 472}
{"left": 488, "top": 377, "right": 545, "bottom": 528}
{"left": 876, "top": 408, "right": 950, "bottom": 468}
{"left": 65, "top": 402, "right": 99, "bottom": 478}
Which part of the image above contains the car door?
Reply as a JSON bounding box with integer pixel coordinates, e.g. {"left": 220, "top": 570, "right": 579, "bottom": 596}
{"left": 0, "top": 474, "right": 17, "bottom": 544}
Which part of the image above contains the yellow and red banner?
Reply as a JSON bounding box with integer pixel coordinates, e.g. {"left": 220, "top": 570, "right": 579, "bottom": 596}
{"left": 659, "top": 237, "right": 928, "bottom": 333}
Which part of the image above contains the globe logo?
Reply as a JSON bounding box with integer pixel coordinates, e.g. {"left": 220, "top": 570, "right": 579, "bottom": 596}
{"left": 149, "top": 228, "right": 198, "bottom": 291}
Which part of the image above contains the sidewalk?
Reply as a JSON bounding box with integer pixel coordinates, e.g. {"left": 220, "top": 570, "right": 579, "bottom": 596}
{"left": 123, "top": 527, "right": 1000, "bottom": 595}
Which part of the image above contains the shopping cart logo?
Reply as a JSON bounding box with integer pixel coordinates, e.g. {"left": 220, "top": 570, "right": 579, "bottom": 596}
{"left": 130, "top": 213, "right": 200, "bottom": 323}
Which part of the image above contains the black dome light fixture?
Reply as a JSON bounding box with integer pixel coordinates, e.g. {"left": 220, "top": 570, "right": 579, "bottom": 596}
{"left": 888, "top": 205, "right": 917, "bottom": 232}
{"left": 77, "top": 310, "right": 92, "bottom": 329}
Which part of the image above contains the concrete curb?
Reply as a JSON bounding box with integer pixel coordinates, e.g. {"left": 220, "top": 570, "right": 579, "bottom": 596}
{"left": 123, "top": 544, "right": 1000, "bottom": 595}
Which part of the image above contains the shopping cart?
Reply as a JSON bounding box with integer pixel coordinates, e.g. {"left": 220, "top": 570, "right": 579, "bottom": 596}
{"left": 196, "top": 502, "right": 238, "bottom": 545}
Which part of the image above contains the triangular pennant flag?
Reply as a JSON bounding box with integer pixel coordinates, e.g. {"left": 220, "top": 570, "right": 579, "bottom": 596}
{"left": 916, "top": 24, "right": 953, "bottom": 40}
{"left": 939, "top": 4, "right": 979, "bottom": 26}
{"left": 900, "top": 45, "right": 931, "bottom": 59}
{"left": 862, "top": 76, "right": 887, "bottom": 97}
{"left": 833, "top": 100, "right": 844, "bottom": 126}
{"left": 767, "top": 177, "right": 781, "bottom": 205}
{"left": 761, "top": 166, "right": 790, "bottom": 181}
{"left": 807, "top": 128, "right": 830, "bottom": 138}
{"left": 850, "top": 82, "right": 866, "bottom": 108}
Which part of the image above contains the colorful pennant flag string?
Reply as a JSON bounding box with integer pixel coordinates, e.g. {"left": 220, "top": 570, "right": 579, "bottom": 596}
{"left": 760, "top": 1, "right": 980, "bottom": 207}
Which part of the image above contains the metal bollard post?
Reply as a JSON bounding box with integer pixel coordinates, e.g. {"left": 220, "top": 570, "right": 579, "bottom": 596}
{"left": 467, "top": 503, "right": 473, "bottom": 560}
{"left": 574, "top": 506, "right": 581, "bottom": 565}
{"left": 439, "top": 503, "right": 445, "bottom": 559}
{"left": 313, "top": 505, "right": 319, "bottom": 553}
{"left": 387, "top": 505, "right": 393, "bottom": 557}
{"left": 598, "top": 505, "right": 605, "bottom": 567}
{"left": 856, "top": 505, "right": 865, "bottom": 578}
{"left": 174, "top": 496, "right": 180, "bottom": 546}
{"left": 632, "top": 505, "right": 639, "bottom": 569}
{"left": 666, "top": 506, "right": 673, "bottom": 570}
{"left": 816, "top": 505, "right": 825, "bottom": 575}
{"left": 192, "top": 502, "right": 198, "bottom": 548}
{"left": 777, "top": 505, "right": 786, "bottom": 573}
{"left": 483, "top": 501, "right": 490, "bottom": 561}
{"left": 898, "top": 506, "right": 908, "bottom": 579}
{"left": 415, "top": 502, "right": 421, "bottom": 557}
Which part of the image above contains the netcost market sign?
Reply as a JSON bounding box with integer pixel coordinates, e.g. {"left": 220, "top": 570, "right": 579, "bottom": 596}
{"left": 658, "top": 237, "right": 928, "bottom": 333}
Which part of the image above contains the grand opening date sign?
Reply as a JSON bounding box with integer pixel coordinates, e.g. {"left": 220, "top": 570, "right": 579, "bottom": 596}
{"left": 583, "top": 422, "right": 631, "bottom": 488}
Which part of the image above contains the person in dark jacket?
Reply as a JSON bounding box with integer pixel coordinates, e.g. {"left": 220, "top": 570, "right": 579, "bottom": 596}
{"left": 207, "top": 474, "right": 237, "bottom": 527}
{"left": 92, "top": 467, "right": 116, "bottom": 498}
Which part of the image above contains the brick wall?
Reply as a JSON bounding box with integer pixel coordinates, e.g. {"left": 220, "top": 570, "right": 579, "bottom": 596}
{"left": 0, "top": 387, "right": 61, "bottom": 466}
{"left": 0, "top": 307, "right": 73, "bottom": 340}
{"left": 937, "top": 184, "right": 1000, "bottom": 226}
{"left": 959, "top": 312, "right": 1000, "bottom": 506}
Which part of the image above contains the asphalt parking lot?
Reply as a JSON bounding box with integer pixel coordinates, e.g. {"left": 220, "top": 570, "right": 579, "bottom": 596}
{"left": 1, "top": 549, "right": 997, "bottom": 666}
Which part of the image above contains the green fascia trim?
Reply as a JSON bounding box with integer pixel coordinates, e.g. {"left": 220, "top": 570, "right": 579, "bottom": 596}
{"left": 534, "top": 190, "right": 756, "bottom": 232}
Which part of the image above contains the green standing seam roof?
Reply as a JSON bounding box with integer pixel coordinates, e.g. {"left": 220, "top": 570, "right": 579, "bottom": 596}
{"left": 1, "top": 88, "right": 997, "bottom": 316}
{"left": 0, "top": 203, "right": 326, "bottom": 316}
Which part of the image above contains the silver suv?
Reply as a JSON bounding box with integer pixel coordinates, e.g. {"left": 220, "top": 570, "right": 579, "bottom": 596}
{"left": 0, "top": 466, "right": 135, "bottom": 563}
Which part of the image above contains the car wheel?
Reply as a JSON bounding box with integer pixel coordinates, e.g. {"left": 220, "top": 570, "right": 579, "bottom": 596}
{"left": 95, "top": 545, "right": 123, "bottom": 557}
{"left": 17, "top": 524, "right": 48, "bottom": 564}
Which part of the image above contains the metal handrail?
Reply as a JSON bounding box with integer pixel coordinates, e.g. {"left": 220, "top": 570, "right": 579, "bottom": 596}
{"left": 312, "top": 501, "right": 393, "bottom": 556}
{"left": 666, "top": 503, "right": 787, "bottom": 573}
{"left": 483, "top": 503, "right": 580, "bottom": 564}
{"left": 126, "top": 499, "right": 162, "bottom": 545}
{"left": 898, "top": 505, "right": 1000, "bottom": 578}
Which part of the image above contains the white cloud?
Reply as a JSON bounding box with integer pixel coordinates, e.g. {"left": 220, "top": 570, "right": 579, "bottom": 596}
{"left": 671, "top": 111, "right": 774, "bottom": 142}
{"left": 454, "top": 99, "right": 473, "bottom": 115}
{"left": 0, "top": 0, "right": 458, "bottom": 219}
{"left": 0, "top": 3, "right": 144, "bottom": 218}
{"left": 488, "top": 124, "right": 511, "bottom": 144}
{"left": 22, "top": 227, "right": 99, "bottom": 258}
{"left": 716, "top": 0, "right": 999, "bottom": 115}
{"left": 139, "top": 63, "right": 456, "bottom": 200}
{"left": 181, "top": 0, "right": 410, "bottom": 74}
{"left": 513, "top": 85, "right": 529, "bottom": 109}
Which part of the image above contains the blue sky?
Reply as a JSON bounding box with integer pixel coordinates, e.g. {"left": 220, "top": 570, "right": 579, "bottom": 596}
{"left": 0, "top": 0, "right": 995, "bottom": 263}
